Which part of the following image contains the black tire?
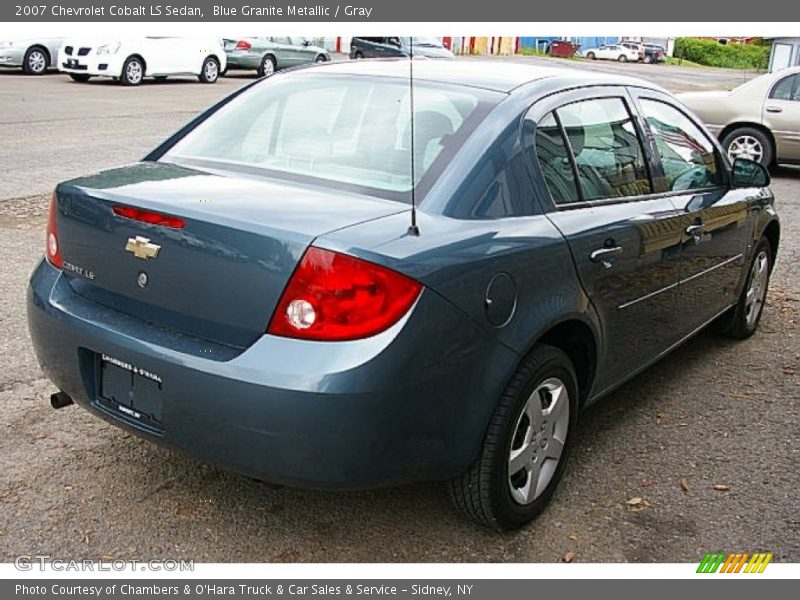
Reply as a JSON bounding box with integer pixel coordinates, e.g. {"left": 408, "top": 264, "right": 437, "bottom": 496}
{"left": 22, "top": 46, "right": 49, "bottom": 75}
{"left": 257, "top": 54, "right": 276, "bottom": 77}
{"left": 354, "top": 51, "right": 364, "bottom": 59}
{"left": 68, "top": 74, "right": 91, "bottom": 83}
{"left": 448, "top": 344, "right": 579, "bottom": 530}
{"left": 120, "top": 56, "right": 144, "bottom": 86}
{"left": 618, "top": 54, "right": 628, "bottom": 62}
{"left": 715, "top": 237, "right": 773, "bottom": 339}
{"left": 586, "top": 52, "right": 595, "bottom": 60}
{"left": 720, "top": 126, "right": 774, "bottom": 168}
{"left": 643, "top": 55, "right": 653, "bottom": 64}
{"left": 198, "top": 56, "right": 220, "bottom": 84}
{"left": 314, "top": 54, "right": 327, "bottom": 63}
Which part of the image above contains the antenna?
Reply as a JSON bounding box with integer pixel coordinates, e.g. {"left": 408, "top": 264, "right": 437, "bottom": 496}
{"left": 407, "top": 36, "right": 420, "bottom": 236}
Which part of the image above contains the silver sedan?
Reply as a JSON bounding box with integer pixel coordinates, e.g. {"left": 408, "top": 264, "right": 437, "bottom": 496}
{"left": 679, "top": 66, "right": 800, "bottom": 167}
{"left": 0, "top": 38, "right": 64, "bottom": 74}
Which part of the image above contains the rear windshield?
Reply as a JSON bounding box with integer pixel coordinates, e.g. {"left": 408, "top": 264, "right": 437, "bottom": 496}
{"left": 163, "top": 74, "right": 497, "bottom": 201}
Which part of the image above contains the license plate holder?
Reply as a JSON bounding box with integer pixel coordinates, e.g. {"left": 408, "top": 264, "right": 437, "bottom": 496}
{"left": 97, "top": 355, "right": 163, "bottom": 430}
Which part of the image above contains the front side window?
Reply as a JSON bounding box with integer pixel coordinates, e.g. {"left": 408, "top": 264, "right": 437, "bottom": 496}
{"left": 555, "top": 97, "right": 652, "bottom": 201}
{"left": 640, "top": 99, "right": 722, "bottom": 192}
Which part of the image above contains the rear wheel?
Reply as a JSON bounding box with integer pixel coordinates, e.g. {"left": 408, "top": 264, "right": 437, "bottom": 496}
{"left": 715, "top": 238, "right": 772, "bottom": 339}
{"left": 618, "top": 54, "right": 628, "bottom": 62}
{"left": 258, "top": 54, "right": 276, "bottom": 77}
{"left": 721, "top": 127, "right": 773, "bottom": 167}
{"left": 586, "top": 52, "right": 596, "bottom": 60}
{"left": 643, "top": 55, "right": 653, "bottom": 64}
{"left": 68, "top": 73, "right": 91, "bottom": 83}
{"left": 120, "top": 56, "right": 144, "bottom": 86}
{"left": 198, "top": 56, "right": 220, "bottom": 83}
{"left": 448, "top": 344, "right": 579, "bottom": 530}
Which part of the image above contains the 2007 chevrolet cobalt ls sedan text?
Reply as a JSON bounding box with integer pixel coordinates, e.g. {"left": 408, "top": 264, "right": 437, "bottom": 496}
{"left": 28, "top": 60, "right": 780, "bottom": 530}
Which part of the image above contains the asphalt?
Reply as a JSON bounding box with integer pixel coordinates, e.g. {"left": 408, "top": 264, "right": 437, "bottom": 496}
{"left": 0, "top": 57, "right": 797, "bottom": 563}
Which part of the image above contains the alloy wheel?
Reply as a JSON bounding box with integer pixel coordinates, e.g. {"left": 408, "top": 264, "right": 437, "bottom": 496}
{"left": 126, "top": 60, "right": 143, "bottom": 85}
{"left": 204, "top": 59, "right": 218, "bottom": 81}
{"left": 745, "top": 250, "right": 769, "bottom": 328}
{"left": 728, "top": 135, "right": 764, "bottom": 164}
{"left": 28, "top": 50, "right": 47, "bottom": 73}
{"left": 262, "top": 56, "right": 275, "bottom": 76}
{"left": 507, "top": 377, "right": 570, "bottom": 505}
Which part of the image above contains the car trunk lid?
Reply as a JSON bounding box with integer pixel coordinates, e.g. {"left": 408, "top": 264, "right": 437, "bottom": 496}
{"left": 55, "top": 162, "right": 407, "bottom": 348}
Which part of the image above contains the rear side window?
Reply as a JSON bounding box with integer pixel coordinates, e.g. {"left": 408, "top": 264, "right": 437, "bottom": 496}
{"left": 534, "top": 113, "right": 580, "bottom": 204}
{"left": 770, "top": 74, "right": 799, "bottom": 101}
{"left": 640, "top": 99, "right": 722, "bottom": 192}
{"left": 555, "top": 97, "right": 652, "bottom": 201}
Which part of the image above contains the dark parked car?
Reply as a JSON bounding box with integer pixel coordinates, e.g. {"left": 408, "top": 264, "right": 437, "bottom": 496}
{"left": 350, "top": 36, "right": 453, "bottom": 59}
{"left": 28, "top": 60, "right": 779, "bottom": 530}
{"left": 642, "top": 43, "right": 667, "bottom": 63}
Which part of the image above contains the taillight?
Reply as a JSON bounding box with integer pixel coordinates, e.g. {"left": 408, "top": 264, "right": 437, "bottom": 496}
{"left": 235, "top": 40, "right": 252, "bottom": 51}
{"left": 268, "top": 247, "right": 423, "bottom": 341}
{"left": 113, "top": 205, "right": 185, "bottom": 228}
{"left": 46, "top": 192, "right": 62, "bottom": 269}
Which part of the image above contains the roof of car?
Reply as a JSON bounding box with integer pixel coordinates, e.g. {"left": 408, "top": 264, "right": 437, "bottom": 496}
{"left": 308, "top": 58, "right": 664, "bottom": 94}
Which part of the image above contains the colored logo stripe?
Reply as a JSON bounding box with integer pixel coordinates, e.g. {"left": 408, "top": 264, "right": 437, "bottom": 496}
{"left": 697, "top": 552, "right": 773, "bottom": 573}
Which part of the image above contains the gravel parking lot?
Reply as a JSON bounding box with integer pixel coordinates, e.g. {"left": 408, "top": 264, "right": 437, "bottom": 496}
{"left": 0, "top": 59, "right": 797, "bottom": 563}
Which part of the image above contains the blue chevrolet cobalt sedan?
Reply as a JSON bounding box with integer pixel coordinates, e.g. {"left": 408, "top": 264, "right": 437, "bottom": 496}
{"left": 28, "top": 60, "right": 780, "bottom": 529}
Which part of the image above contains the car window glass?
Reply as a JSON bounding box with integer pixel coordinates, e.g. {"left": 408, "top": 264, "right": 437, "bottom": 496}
{"left": 555, "top": 97, "right": 651, "bottom": 200}
{"left": 640, "top": 99, "right": 722, "bottom": 192}
{"left": 534, "top": 112, "right": 580, "bottom": 205}
{"left": 166, "top": 75, "right": 485, "bottom": 196}
{"left": 770, "top": 74, "right": 797, "bottom": 100}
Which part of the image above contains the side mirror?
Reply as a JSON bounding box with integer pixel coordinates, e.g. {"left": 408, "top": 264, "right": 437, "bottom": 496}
{"left": 387, "top": 37, "right": 401, "bottom": 48}
{"left": 731, "top": 157, "right": 770, "bottom": 189}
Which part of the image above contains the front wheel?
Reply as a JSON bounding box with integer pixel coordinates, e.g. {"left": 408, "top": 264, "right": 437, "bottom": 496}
{"left": 448, "top": 344, "right": 579, "bottom": 530}
{"left": 721, "top": 127, "right": 773, "bottom": 167}
{"left": 23, "top": 46, "right": 48, "bottom": 75}
{"left": 586, "top": 52, "right": 596, "bottom": 60}
{"left": 618, "top": 54, "right": 628, "bottom": 62}
{"left": 715, "top": 238, "right": 773, "bottom": 339}
{"left": 198, "top": 57, "right": 220, "bottom": 83}
{"left": 120, "top": 56, "right": 144, "bottom": 86}
{"left": 314, "top": 54, "right": 327, "bottom": 63}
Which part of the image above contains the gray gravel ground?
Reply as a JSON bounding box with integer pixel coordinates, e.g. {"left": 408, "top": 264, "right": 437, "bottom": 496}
{"left": 0, "top": 60, "right": 797, "bottom": 563}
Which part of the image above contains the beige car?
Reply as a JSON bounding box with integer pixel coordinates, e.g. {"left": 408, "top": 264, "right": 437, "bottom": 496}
{"left": 678, "top": 66, "right": 800, "bottom": 167}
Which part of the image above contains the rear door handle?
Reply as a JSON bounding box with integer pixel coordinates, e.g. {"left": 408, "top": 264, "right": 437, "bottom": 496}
{"left": 590, "top": 246, "right": 623, "bottom": 264}
{"left": 765, "top": 106, "right": 783, "bottom": 113}
{"left": 685, "top": 224, "right": 705, "bottom": 237}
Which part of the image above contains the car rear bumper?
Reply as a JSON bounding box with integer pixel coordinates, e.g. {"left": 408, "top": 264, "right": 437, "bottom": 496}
{"left": 27, "top": 259, "right": 519, "bottom": 489}
{"left": 225, "top": 53, "right": 261, "bottom": 69}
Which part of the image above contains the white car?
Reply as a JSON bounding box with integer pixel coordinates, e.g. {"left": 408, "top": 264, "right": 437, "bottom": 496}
{"left": 583, "top": 44, "right": 641, "bottom": 63}
{"left": 57, "top": 37, "right": 226, "bottom": 85}
{"left": 0, "top": 38, "right": 65, "bottom": 74}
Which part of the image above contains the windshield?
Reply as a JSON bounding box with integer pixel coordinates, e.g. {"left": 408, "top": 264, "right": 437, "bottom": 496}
{"left": 164, "top": 74, "right": 493, "bottom": 200}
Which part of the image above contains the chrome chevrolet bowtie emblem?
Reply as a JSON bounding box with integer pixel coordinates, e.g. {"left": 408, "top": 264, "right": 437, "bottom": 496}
{"left": 125, "top": 236, "right": 161, "bottom": 260}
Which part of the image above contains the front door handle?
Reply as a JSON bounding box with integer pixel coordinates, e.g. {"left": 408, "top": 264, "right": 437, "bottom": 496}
{"left": 590, "top": 246, "right": 623, "bottom": 266}
{"left": 765, "top": 106, "right": 783, "bottom": 113}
